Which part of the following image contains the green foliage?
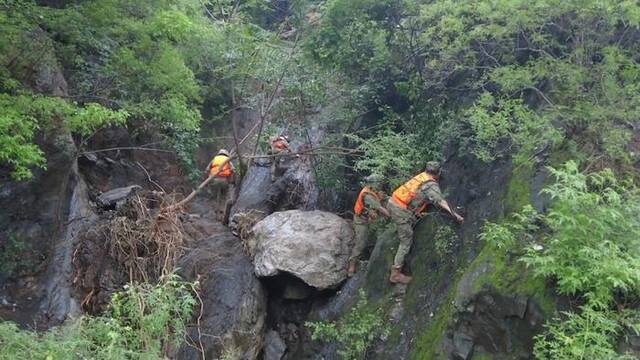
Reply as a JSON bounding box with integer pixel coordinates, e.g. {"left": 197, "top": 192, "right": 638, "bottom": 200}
{"left": 483, "top": 161, "right": 640, "bottom": 308}
{"left": 480, "top": 205, "right": 540, "bottom": 250}
{"left": 0, "top": 273, "right": 196, "bottom": 360}
{"left": 534, "top": 306, "right": 638, "bottom": 360}
{"left": 64, "top": 103, "right": 129, "bottom": 138}
{"left": 349, "top": 124, "right": 427, "bottom": 190}
{"left": 481, "top": 161, "right": 640, "bottom": 359}
{"left": 0, "top": 92, "right": 130, "bottom": 179}
{"left": 307, "top": 0, "right": 640, "bottom": 170}
{"left": 0, "top": 96, "right": 45, "bottom": 180}
{"left": 0, "top": 235, "right": 36, "bottom": 278}
{"left": 524, "top": 161, "right": 640, "bottom": 309}
{"left": 306, "top": 289, "right": 389, "bottom": 360}
{"left": 433, "top": 224, "right": 457, "bottom": 256}
{"left": 464, "top": 93, "right": 561, "bottom": 164}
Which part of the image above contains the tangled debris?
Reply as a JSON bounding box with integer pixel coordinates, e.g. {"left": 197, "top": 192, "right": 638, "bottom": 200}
{"left": 104, "top": 190, "right": 186, "bottom": 283}
{"left": 74, "top": 189, "right": 188, "bottom": 313}
{"left": 229, "top": 209, "right": 266, "bottom": 257}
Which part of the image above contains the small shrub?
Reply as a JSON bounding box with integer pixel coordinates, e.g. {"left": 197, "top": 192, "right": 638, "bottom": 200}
{"left": 349, "top": 125, "right": 425, "bottom": 190}
{"left": 433, "top": 224, "right": 458, "bottom": 256}
{"left": 306, "top": 289, "right": 389, "bottom": 360}
{"left": 0, "top": 235, "right": 38, "bottom": 278}
{"left": 481, "top": 161, "right": 640, "bottom": 359}
{"left": 533, "top": 306, "right": 638, "bottom": 360}
{"left": 522, "top": 161, "right": 640, "bottom": 309}
{"left": 0, "top": 273, "right": 197, "bottom": 359}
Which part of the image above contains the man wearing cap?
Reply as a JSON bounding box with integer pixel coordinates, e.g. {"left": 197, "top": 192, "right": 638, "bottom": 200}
{"left": 208, "top": 148, "right": 236, "bottom": 224}
{"left": 348, "top": 174, "right": 390, "bottom": 277}
{"left": 387, "top": 161, "right": 464, "bottom": 284}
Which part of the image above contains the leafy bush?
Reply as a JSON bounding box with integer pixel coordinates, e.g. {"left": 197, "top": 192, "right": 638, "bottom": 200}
{"left": 523, "top": 161, "right": 640, "bottom": 309}
{"left": 0, "top": 273, "right": 197, "bottom": 359}
{"left": 349, "top": 126, "right": 426, "bottom": 190}
{"left": 0, "top": 100, "right": 45, "bottom": 180}
{"left": 481, "top": 161, "right": 640, "bottom": 358}
{"left": 306, "top": 289, "right": 389, "bottom": 360}
{"left": 534, "top": 306, "right": 639, "bottom": 360}
{"left": 307, "top": 0, "right": 640, "bottom": 169}
{"left": 0, "top": 93, "right": 129, "bottom": 179}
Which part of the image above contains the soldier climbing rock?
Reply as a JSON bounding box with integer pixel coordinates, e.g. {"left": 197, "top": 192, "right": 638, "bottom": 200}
{"left": 387, "top": 161, "right": 464, "bottom": 284}
{"left": 208, "top": 148, "right": 236, "bottom": 225}
{"left": 269, "top": 134, "right": 297, "bottom": 182}
{"left": 348, "top": 174, "right": 390, "bottom": 277}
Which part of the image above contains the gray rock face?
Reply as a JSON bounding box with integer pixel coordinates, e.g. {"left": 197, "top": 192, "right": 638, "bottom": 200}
{"left": 96, "top": 185, "right": 141, "bottom": 209}
{"left": 177, "top": 230, "right": 266, "bottom": 360}
{"left": 264, "top": 330, "right": 287, "bottom": 360}
{"left": 250, "top": 210, "right": 353, "bottom": 289}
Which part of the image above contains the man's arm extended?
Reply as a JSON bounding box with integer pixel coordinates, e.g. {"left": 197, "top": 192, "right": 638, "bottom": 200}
{"left": 364, "top": 193, "right": 390, "bottom": 217}
{"left": 437, "top": 199, "right": 464, "bottom": 224}
{"left": 421, "top": 182, "right": 464, "bottom": 224}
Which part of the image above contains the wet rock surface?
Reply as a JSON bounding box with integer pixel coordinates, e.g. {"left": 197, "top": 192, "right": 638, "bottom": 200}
{"left": 96, "top": 185, "right": 142, "bottom": 210}
{"left": 177, "top": 228, "right": 266, "bottom": 360}
{"left": 0, "top": 58, "right": 94, "bottom": 328}
{"left": 250, "top": 210, "right": 353, "bottom": 289}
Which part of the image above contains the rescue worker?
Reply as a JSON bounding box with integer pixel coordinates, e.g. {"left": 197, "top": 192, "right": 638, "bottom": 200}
{"left": 348, "top": 174, "right": 390, "bottom": 277}
{"left": 269, "top": 134, "right": 293, "bottom": 182}
{"left": 208, "top": 149, "right": 236, "bottom": 224}
{"left": 388, "top": 161, "right": 464, "bottom": 284}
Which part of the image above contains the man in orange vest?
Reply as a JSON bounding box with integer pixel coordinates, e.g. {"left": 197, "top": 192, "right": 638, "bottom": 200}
{"left": 208, "top": 148, "right": 236, "bottom": 224}
{"left": 348, "top": 174, "right": 390, "bottom": 277}
{"left": 269, "top": 134, "right": 295, "bottom": 182}
{"left": 387, "top": 161, "right": 464, "bottom": 284}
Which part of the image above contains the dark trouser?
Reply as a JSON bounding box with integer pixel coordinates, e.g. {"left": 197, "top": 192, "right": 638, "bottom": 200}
{"left": 211, "top": 176, "right": 236, "bottom": 224}
{"left": 269, "top": 150, "right": 287, "bottom": 181}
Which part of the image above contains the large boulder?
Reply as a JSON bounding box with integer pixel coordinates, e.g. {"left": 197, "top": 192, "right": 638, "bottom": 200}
{"left": 177, "top": 228, "right": 267, "bottom": 360}
{"left": 249, "top": 210, "right": 353, "bottom": 289}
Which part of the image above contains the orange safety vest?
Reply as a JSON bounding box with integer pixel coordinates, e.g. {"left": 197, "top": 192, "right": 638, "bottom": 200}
{"left": 210, "top": 154, "right": 232, "bottom": 177}
{"left": 391, "top": 172, "right": 436, "bottom": 214}
{"left": 354, "top": 186, "right": 381, "bottom": 218}
{"left": 271, "top": 138, "right": 288, "bottom": 151}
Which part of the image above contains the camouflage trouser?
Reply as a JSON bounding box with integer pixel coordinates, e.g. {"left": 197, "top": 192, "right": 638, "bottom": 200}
{"left": 388, "top": 200, "right": 415, "bottom": 268}
{"left": 349, "top": 215, "right": 369, "bottom": 262}
{"left": 211, "top": 177, "right": 235, "bottom": 224}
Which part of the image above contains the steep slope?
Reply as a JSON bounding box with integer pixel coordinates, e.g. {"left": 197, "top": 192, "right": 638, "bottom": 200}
{"left": 301, "top": 149, "right": 558, "bottom": 360}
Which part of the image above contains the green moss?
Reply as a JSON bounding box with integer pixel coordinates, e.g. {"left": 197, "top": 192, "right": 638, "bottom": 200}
{"left": 471, "top": 353, "right": 492, "bottom": 360}
{"left": 410, "top": 277, "right": 458, "bottom": 360}
{"left": 547, "top": 141, "right": 581, "bottom": 168}
{"left": 506, "top": 163, "right": 533, "bottom": 212}
{"left": 469, "top": 245, "right": 555, "bottom": 316}
{"left": 407, "top": 218, "right": 469, "bottom": 360}
{"left": 365, "top": 228, "right": 398, "bottom": 300}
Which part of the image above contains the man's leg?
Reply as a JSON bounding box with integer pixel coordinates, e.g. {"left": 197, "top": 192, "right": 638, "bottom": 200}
{"left": 388, "top": 203, "right": 414, "bottom": 284}
{"left": 212, "top": 178, "right": 227, "bottom": 222}
{"left": 222, "top": 179, "right": 235, "bottom": 226}
{"left": 393, "top": 220, "right": 414, "bottom": 268}
{"left": 348, "top": 217, "right": 368, "bottom": 276}
{"left": 270, "top": 158, "right": 277, "bottom": 182}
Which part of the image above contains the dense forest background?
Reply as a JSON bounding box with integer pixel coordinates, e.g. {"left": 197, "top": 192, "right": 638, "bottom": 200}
{"left": 1, "top": 0, "right": 640, "bottom": 359}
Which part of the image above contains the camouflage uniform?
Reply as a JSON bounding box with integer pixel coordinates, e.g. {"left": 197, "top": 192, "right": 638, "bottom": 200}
{"left": 269, "top": 137, "right": 290, "bottom": 181}
{"left": 209, "top": 160, "right": 236, "bottom": 224}
{"left": 350, "top": 193, "right": 386, "bottom": 263}
{"left": 389, "top": 180, "right": 445, "bottom": 267}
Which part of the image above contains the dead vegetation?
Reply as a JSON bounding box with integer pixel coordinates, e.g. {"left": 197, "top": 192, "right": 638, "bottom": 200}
{"left": 100, "top": 190, "right": 186, "bottom": 283}
{"left": 229, "top": 209, "right": 266, "bottom": 257}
